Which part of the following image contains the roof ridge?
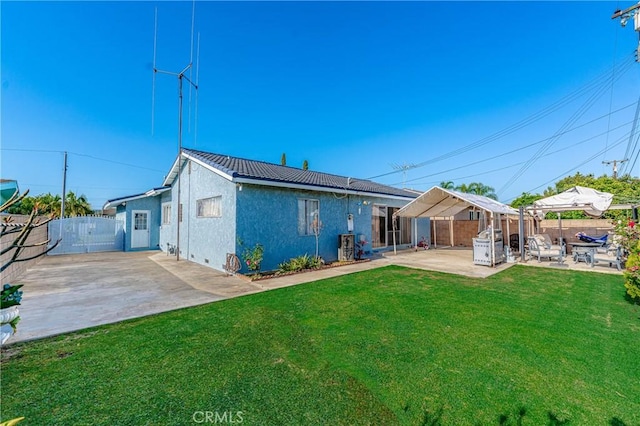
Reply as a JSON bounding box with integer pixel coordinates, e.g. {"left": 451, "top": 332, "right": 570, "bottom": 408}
{"left": 182, "top": 147, "right": 376, "bottom": 183}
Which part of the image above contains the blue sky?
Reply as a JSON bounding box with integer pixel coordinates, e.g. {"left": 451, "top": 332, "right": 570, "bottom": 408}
{"left": 2, "top": 1, "right": 640, "bottom": 209}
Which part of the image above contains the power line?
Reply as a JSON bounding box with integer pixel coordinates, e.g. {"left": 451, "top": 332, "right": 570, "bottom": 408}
{"left": 407, "top": 127, "right": 631, "bottom": 194}
{"left": 392, "top": 111, "right": 635, "bottom": 187}
{"left": 399, "top": 122, "right": 634, "bottom": 203}
{"left": 497, "top": 58, "right": 634, "bottom": 196}
{"left": 1, "top": 148, "right": 166, "bottom": 173}
{"left": 508, "top": 134, "right": 629, "bottom": 201}
{"left": 367, "top": 53, "right": 636, "bottom": 181}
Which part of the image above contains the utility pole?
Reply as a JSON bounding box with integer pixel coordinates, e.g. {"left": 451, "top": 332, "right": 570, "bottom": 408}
{"left": 612, "top": 2, "right": 640, "bottom": 61}
{"left": 61, "top": 151, "right": 67, "bottom": 218}
{"left": 602, "top": 159, "right": 628, "bottom": 178}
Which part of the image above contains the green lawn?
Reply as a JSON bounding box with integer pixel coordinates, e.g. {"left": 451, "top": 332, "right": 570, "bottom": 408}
{"left": 1, "top": 265, "right": 638, "bottom": 425}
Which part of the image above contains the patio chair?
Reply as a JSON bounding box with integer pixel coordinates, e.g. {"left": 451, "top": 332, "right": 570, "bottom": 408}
{"left": 589, "top": 244, "right": 623, "bottom": 271}
{"left": 509, "top": 233, "right": 519, "bottom": 252}
{"left": 538, "top": 234, "right": 565, "bottom": 254}
{"left": 527, "top": 235, "right": 564, "bottom": 262}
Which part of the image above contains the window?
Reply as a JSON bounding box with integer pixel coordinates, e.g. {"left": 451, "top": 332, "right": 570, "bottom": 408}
{"left": 134, "top": 212, "right": 148, "bottom": 230}
{"left": 161, "top": 203, "right": 171, "bottom": 225}
{"left": 196, "top": 196, "right": 222, "bottom": 218}
{"left": 298, "top": 199, "right": 319, "bottom": 235}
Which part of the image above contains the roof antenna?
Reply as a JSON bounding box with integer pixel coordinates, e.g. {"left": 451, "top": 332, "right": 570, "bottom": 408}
{"left": 391, "top": 162, "right": 418, "bottom": 188}
{"left": 152, "top": 3, "right": 200, "bottom": 261}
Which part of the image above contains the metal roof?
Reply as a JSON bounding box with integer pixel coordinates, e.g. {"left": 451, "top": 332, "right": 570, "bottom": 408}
{"left": 163, "top": 148, "right": 416, "bottom": 199}
{"left": 103, "top": 187, "right": 170, "bottom": 210}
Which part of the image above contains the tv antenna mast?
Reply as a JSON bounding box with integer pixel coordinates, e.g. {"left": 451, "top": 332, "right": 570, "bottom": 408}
{"left": 391, "top": 162, "right": 418, "bottom": 188}
{"left": 152, "top": 4, "right": 200, "bottom": 261}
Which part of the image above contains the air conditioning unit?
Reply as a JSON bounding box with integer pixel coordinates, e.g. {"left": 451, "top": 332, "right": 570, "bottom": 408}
{"left": 338, "top": 234, "right": 355, "bottom": 261}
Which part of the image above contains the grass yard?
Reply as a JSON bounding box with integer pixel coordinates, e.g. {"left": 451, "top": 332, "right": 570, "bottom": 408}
{"left": 1, "top": 265, "right": 639, "bottom": 425}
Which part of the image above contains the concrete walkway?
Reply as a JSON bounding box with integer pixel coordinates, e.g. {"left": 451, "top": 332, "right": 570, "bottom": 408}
{"left": 7, "top": 247, "right": 621, "bottom": 344}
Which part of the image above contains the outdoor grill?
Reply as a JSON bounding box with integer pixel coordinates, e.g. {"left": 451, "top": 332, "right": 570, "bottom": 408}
{"left": 473, "top": 229, "right": 504, "bottom": 266}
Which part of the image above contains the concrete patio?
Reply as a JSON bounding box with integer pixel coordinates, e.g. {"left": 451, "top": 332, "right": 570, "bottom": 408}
{"left": 382, "top": 246, "right": 624, "bottom": 276}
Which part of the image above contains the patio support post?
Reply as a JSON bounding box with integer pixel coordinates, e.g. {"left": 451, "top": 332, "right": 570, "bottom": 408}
{"left": 433, "top": 219, "right": 437, "bottom": 249}
{"left": 557, "top": 212, "right": 564, "bottom": 265}
{"left": 506, "top": 215, "right": 511, "bottom": 260}
{"left": 449, "top": 217, "right": 454, "bottom": 247}
{"left": 519, "top": 206, "right": 525, "bottom": 262}
{"left": 392, "top": 214, "right": 397, "bottom": 255}
{"left": 490, "top": 211, "right": 496, "bottom": 267}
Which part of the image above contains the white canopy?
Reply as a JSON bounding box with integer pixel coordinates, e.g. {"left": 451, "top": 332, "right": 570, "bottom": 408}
{"left": 394, "top": 186, "right": 518, "bottom": 219}
{"left": 531, "top": 186, "right": 613, "bottom": 219}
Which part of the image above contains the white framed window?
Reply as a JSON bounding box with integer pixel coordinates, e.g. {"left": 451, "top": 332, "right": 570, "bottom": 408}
{"left": 196, "top": 196, "right": 222, "bottom": 218}
{"left": 469, "top": 210, "right": 481, "bottom": 220}
{"left": 298, "top": 199, "right": 319, "bottom": 236}
{"left": 161, "top": 203, "right": 171, "bottom": 225}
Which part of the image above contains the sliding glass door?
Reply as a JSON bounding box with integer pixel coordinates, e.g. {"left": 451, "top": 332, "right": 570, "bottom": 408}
{"left": 372, "top": 205, "right": 412, "bottom": 248}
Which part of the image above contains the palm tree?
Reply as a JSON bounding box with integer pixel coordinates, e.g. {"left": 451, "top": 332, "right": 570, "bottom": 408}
{"left": 469, "top": 183, "right": 498, "bottom": 200}
{"left": 35, "top": 193, "right": 61, "bottom": 217}
{"left": 64, "top": 192, "right": 93, "bottom": 217}
{"left": 455, "top": 183, "right": 471, "bottom": 193}
{"left": 440, "top": 181, "right": 455, "bottom": 190}
{"left": 455, "top": 182, "right": 498, "bottom": 200}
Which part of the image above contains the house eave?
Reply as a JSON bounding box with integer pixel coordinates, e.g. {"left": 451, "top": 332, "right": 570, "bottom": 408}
{"left": 103, "top": 187, "right": 170, "bottom": 210}
{"left": 163, "top": 151, "right": 235, "bottom": 186}
{"left": 232, "top": 177, "right": 415, "bottom": 200}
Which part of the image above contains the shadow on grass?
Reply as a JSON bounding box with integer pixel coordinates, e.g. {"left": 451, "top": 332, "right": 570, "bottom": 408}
{"left": 498, "top": 406, "right": 527, "bottom": 426}
{"left": 623, "top": 292, "right": 640, "bottom": 309}
{"left": 609, "top": 417, "right": 628, "bottom": 426}
{"left": 418, "top": 406, "right": 631, "bottom": 426}
{"left": 420, "top": 405, "right": 444, "bottom": 426}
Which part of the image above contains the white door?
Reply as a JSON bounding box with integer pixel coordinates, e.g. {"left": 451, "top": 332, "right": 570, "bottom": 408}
{"left": 131, "top": 210, "right": 150, "bottom": 248}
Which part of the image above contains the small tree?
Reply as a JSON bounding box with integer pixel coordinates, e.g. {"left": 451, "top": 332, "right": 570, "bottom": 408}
{"left": 302, "top": 160, "right": 309, "bottom": 171}
{"left": 311, "top": 213, "right": 322, "bottom": 259}
{"left": 281, "top": 153, "right": 287, "bottom": 166}
{"left": 1, "top": 189, "right": 60, "bottom": 345}
{"left": 1, "top": 190, "right": 60, "bottom": 274}
{"left": 237, "top": 238, "right": 264, "bottom": 274}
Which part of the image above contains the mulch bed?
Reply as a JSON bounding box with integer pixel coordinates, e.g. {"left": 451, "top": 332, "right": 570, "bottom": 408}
{"left": 238, "top": 258, "right": 371, "bottom": 282}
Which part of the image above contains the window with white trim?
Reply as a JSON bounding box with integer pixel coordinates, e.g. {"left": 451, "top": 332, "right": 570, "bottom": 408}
{"left": 161, "top": 203, "right": 171, "bottom": 225}
{"left": 196, "top": 196, "right": 222, "bottom": 218}
{"left": 298, "top": 199, "right": 319, "bottom": 236}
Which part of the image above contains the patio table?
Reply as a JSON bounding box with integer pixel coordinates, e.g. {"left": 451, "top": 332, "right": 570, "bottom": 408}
{"left": 571, "top": 242, "right": 601, "bottom": 266}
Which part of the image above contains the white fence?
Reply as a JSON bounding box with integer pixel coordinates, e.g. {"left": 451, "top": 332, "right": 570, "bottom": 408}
{"left": 48, "top": 216, "right": 124, "bottom": 255}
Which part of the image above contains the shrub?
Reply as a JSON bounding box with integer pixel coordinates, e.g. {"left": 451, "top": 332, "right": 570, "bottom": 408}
{"left": 277, "top": 254, "right": 322, "bottom": 273}
{"left": 240, "top": 242, "right": 264, "bottom": 273}
{"left": 613, "top": 219, "right": 640, "bottom": 303}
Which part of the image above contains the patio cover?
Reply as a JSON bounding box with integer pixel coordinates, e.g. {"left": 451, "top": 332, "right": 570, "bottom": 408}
{"left": 392, "top": 186, "right": 519, "bottom": 264}
{"left": 394, "top": 186, "right": 519, "bottom": 219}
{"left": 530, "top": 186, "right": 614, "bottom": 219}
